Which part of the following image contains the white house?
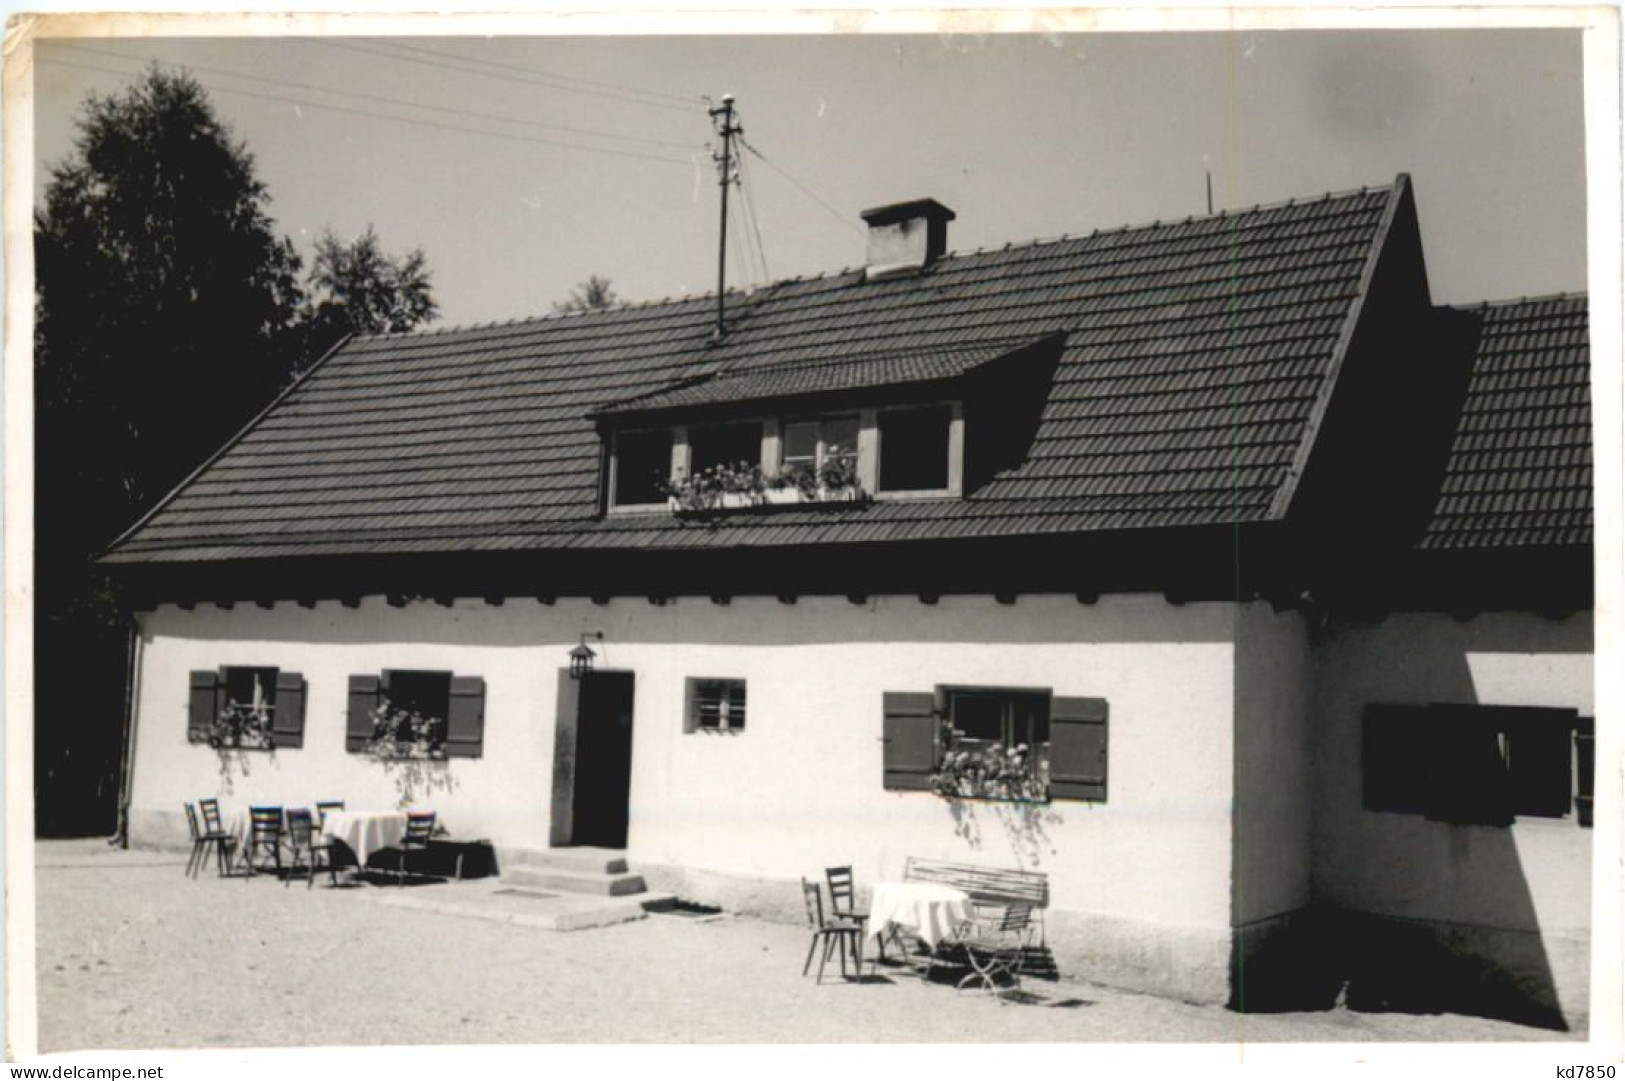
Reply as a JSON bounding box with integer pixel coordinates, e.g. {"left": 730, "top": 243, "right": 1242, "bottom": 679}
{"left": 102, "top": 176, "right": 1594, "bottom": 1028}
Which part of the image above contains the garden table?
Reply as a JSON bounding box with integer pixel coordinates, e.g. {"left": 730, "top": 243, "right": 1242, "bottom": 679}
{"left": 865, "top": 881, "right": 973, "bottom": 949}
{"left": 321, "top": 810, "right": 409, "bottom": 870}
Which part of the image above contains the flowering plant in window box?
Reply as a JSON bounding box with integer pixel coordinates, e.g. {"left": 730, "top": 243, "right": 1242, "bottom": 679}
{"left": 661, "top": 461, "right": 771, "bottom": 513}
{"left": 365, "top": 700, "right": 446, "bottom": 760}
{"left": 775, "top": 456, "right": 868, "bottom": 504}
{"left": 932, "top": 741, "right": 1049, "bottom": 803}
{"left": 209, "top": 704, "right": 275, "bottom": 750}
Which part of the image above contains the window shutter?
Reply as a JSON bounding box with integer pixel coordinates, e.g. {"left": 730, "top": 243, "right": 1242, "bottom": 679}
{"left": 271, "top": 671, "right": 306, "bottom": 749}
{"left": 1425, "top": 703, "right": 1514, "bottom": 827}
{"left": 188, "top": 670, "right": 220, "bottom": 743}
{"left": 1362, "top": 704, "right": 1429, "bottom": 813}
{"left": 445, "top": 676, "right": 487, "bottom": 758}
{"left": 1049, "top": 696, "right": 1108, "bottom": 801}
{"left": 882, "top": 691, "right": 938, "bottom": 791}
{"left": 346, "top": 675, "right": 381, "bottom": 752}
{"left": 1575, "top": 716, "right": 1594, "bottom": 828}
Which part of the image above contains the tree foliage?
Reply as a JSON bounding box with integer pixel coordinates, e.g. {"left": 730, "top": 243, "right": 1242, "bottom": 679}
{"left": 554, "top": 274, "right": 617, "bottom": 313}
{"left": 303, "top": 225, "right": 438, "bottom": 358}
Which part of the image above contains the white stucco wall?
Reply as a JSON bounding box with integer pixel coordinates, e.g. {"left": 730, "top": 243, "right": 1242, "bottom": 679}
{"left": 128, "top": 592, "right": 1243, "bottom": 999}
{"left": 1231, "top": 604, "right": 1314, "bottom": 927}
{"left": 1309, "top": 610, "right": 1594, "bottom": 1021}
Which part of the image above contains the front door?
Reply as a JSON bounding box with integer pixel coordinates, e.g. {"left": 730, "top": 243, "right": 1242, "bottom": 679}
{"left": 555, "top": 670, "right": 636, "bottom": 849}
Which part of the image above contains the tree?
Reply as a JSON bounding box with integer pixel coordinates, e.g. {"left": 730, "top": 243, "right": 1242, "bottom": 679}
{"left": 554, "top": 274, "right": 618, "bottom": 313}
{"left": 33, "top": 68, "right": 306, "bottom": 836}
{"left": 301, "top": 225, "right": 438, "bottom": 360}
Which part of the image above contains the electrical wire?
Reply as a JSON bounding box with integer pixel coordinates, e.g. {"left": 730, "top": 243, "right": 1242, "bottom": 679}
{"left": 738, "top": 136, "right": 863, "bottom": 235}
{"left": 58, "top": 42, "right": 700, "bottom": 152}
{"left": 41, "top": 56, "right": 695, "bottom": 168}
{"left": 321, "top": 40, "right": 697, "bottom": 116}
{"left": 737, "top": 148, "right": 772, "bottom": 283}
{"left": 375, "top": 38, "right": 698, "bottom": 108}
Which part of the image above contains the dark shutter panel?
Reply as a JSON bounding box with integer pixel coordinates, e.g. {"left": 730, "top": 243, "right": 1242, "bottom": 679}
{"left": 188, "top": 670, "right": 220, "bottom": 743}
{"left": 1426, "top": 704, "right": 1514, "bottom": 827}
{"left": 1575, "top": 716, "right": 1595, "bottom": 827}
{"left": 445, "top": 676, "right": 486, "bottom": 758}
{"left": 346, "top": 675, "right": 381, "bottom": 752}
{"left": 1362, "top": 704, "right": 1429, "bottom": 813}
{"left": 682, "top": 677, "right": 699, "bottom": 733}
{"left": 882, "top": 691, "right": 938, "bottom": 791}
{"left": 271, "top": 671, "right": 306, "bottom": 749}
{"left": 1049, "top": 696, "right": 1108, "bottom": 801}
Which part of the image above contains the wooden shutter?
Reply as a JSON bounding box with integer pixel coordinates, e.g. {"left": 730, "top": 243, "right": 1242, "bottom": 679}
{"left": 445, "top": 676, "right": 487, "bottom": 758}
{"left": 1425, "top": 704, "right": 1513, "bottom": 827}
{"left": 1049, "top": 696, "right": 1108, "bottom": 801}
{"left": 882, "top": 691, "right": 938, "bottom": 791}
{"left": 1575, "top": 716, "right": 1595, "bottom": 827}
{"left": 346, "top": 675, "right": 381, "bottom": 752}
{"left": 271, "top": 671, "right": 306, "bottom": 749}
{"left": 188, "top": 670, "right": 220, "bottom": 743}
{"left": 1362, "top": 704, "right": 1429, "bottom": 813}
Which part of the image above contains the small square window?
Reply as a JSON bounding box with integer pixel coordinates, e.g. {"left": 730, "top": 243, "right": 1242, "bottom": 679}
{"left": 686, "top": 678, "right": 747, "bottom": 732}
{"left": 780, "top": 413, "right": 860, "bottom": 491}
{"left": 879, "top": 405, "right": 951, "bottom": 492}
{"left": 614, "top": 429, "right": 673, "bottom": 506}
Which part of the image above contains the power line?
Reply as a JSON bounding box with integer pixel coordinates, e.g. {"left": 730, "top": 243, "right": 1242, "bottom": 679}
{"left": 738, "top": 136, "right": 863, "bottom": 236}
{"left": 376, "top": 39, "right": 698, "bottom": 108}
{"left": 321, "top": 40, "right": 697, "bottom": 116}
{"left": 41, "top": 56, "right": 695, "bottom": 168}
{"left": 59, "top": 42, "right": 701, "bottom": 152}
{"left": 737, "top": 149, "right": 771, "bottom": 283}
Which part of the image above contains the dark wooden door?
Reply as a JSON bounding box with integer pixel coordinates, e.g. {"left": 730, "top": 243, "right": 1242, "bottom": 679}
{"left": 569, "top": 671, "right": 636, "bottom": 849}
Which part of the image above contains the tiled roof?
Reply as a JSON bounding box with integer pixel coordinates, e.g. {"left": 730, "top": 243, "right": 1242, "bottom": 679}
{"left": 1417, "top": 295, "right": 1591, "bottom": 550}
{"left": 105, "top": 180, "right": 1408, "bottom": 564}
{"left": 592, "top": 337, "right": 1041, "bottom": 416}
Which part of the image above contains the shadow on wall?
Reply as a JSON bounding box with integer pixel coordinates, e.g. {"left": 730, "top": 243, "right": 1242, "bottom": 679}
{"left": 1233, "top": 617, "right": 1589, "bottom": 1031}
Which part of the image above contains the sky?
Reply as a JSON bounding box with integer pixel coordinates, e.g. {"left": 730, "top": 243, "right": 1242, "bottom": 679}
{"left": 31, "top": 28, "right": 1588, "bottom": 330}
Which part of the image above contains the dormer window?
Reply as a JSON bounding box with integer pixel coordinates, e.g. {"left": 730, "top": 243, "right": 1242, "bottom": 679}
{"left": 690, "top": 421, "right": 763, "bottom": 475}
{"left": 781, "top": 414, "right": 860, "bottom": 490}
{"left": 878, "top": 404, "right": 955, "bottom": 494}
{"left": 611, "top": 428, "right": 673, "bottom": 507}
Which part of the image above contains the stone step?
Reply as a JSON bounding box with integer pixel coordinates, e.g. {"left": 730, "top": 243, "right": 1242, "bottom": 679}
{"left": 364, "top": 883, "right": 680, "bottom": 932}
{"left": 495, "top": 845, "right": 629, "bottom": 876}
{"left": 502, "top": 865, "right": 648, "bottom": 896}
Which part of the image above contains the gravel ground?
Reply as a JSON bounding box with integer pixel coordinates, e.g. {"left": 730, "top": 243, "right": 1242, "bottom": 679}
{"left": 33, "top": 840, "right": 1574, "bottom": 1052}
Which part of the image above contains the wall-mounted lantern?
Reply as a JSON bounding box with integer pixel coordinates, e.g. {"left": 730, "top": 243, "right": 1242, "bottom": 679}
{"left": 569, "top": 631, "right": 605, "bottom": 680}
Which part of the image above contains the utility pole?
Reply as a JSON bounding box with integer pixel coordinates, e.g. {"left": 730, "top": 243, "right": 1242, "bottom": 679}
{"left": 708, "top": 93, "right": 741, "bottom": 340}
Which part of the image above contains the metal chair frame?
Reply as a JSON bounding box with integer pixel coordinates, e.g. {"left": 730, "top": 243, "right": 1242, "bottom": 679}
{"left": 954, "top": 902, "right": 1037, "bottom": 1001}
{"left": 800, "top": 878, "right": 865, "bottom": 983}
{"left": 387, "top": 811, "right": 437, "bottom": 885}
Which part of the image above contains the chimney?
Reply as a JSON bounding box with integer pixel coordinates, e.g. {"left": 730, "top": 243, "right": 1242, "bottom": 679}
{"left": 860, "top": 198, "right": 956, "bottom": 281}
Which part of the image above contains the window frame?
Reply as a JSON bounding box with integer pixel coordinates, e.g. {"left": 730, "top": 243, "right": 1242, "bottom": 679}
{"left": 607, "top": 426, "right": 679, "bottom": 513}
{"left": 685, "top": 677, "right": 748, "bottom": 734}
{"left": 211, "top": 665, "right": 282, "bottom": 751}
{"left": 876, "top": 402, "right": 963, "bottom": 498}
{"left": 376, "top": 668, "right": 455, "bottom": 754}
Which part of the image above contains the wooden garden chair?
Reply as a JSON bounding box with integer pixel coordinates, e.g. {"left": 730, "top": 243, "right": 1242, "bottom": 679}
{"left": 243, "top": 805, "right": 285, "bottom": 877}
{"left": 194, "top": 798, "right": 237, "bottom": 877}
{"left": 282, "top": 808, "right": 338, "bottom": 888}
{"left": 800, "top": 878, "right": 865, "bottom": 984}
{"left": 382, "top": 811, "right": 437, "bottom": 885}
{"left": 825, "top": 865, "right": 884, "bottom": 962}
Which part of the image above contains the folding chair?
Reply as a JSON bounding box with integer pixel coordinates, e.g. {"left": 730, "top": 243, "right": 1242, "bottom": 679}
{"left": 955, "top": 903, "right": 1037, "bottom": 1000}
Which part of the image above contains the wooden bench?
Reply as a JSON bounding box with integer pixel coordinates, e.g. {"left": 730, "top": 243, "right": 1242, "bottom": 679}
{"left": 902, "top": 857, "right": 1049, "bottom": 942}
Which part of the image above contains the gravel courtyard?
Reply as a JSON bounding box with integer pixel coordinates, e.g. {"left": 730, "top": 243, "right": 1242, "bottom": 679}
{"left": 34, "top": 840, "right": 1574, "bottom": 1052}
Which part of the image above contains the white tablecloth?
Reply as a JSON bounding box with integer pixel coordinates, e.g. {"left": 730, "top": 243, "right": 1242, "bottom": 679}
{"left": 866, "top": 881, "right": 973, "bottom": 947}
{"left": 321, "top": 811, "right": 408, "bottom": 867}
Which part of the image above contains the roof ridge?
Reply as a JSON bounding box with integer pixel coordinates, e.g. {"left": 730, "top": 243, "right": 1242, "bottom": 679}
{"left": 931, "top": 178, "right": 1395, "bottom": 266}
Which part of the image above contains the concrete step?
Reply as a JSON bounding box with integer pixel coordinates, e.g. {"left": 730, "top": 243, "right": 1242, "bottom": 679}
{"left": 495, "top": 845, "right": 629, "bottom": 876}
{"left": 502, "top": 865, "right": 648, "bottom": 896}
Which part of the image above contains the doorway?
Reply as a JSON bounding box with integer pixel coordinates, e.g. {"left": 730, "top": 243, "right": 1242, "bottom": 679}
{"left": 550, "top": 669, "right": 636, "bottom": 849}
